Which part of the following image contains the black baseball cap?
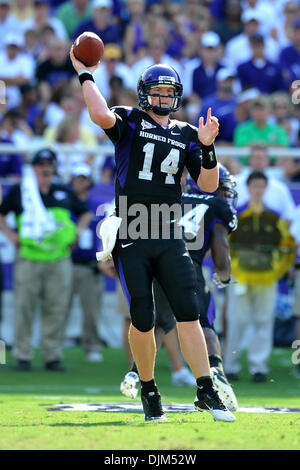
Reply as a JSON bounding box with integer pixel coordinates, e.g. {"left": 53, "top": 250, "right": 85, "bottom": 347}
{"left": 31, "top": 148, "right": 57, "bottom": 165}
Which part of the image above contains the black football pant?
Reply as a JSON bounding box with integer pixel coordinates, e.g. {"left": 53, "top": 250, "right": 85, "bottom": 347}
{"left": 153, "top": 260, "right": 216, "bottom": 331}
{"left": 112, "top": 237, "right": 199, "bottom": 332}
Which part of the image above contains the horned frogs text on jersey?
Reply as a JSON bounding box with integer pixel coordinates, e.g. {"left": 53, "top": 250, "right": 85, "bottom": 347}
{"left": 103, "top": 106, "right": 203, "bottom": 209}
{"left": 179, "top": 193, "right": 238, "bottom": 265}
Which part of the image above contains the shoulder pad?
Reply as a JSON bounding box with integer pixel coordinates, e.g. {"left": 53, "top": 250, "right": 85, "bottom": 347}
{"left": 174, "top": 121, "right": 199, "bottom": 141}
{"left": 110, "top": 106, "right": 135, "bottom": 118}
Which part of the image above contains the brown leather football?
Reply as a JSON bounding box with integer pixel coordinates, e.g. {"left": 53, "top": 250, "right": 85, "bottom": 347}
{"left": 73, "top": 32, "right": 104, "bottom": 67}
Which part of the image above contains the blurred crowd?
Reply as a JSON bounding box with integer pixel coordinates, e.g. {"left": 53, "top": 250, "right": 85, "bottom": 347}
{"left": 0, "top": 0, "right": 299, "bottom": 380}
{"left": 0, "top": 0, "right": 298, "bottom": 181}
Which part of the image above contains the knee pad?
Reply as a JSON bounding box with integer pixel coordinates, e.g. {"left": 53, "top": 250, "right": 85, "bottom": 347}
{"left": 172, "top": 288, "right": 199, "bottom": 323}
{"left": 130, "top": 295, "right": 155, "bottom": 332}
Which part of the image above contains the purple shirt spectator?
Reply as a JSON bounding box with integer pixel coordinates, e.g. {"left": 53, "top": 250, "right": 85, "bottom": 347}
{"left": 192, "top": 62, "right": 224, "bottom": 99}
{"left": 237, "top": 59, "right": 286, "bottom": 93}
{"left": 0, "top": 137, "right": 23, "bottom": 178}
{"left": 209, "top": 0, "right": 225, "bottom": 20}
{"left": 36, "top": 57, "right": 75, "bottom": 87}
{"left": 72, "top": 19, "right": 123, "bottom": 45}
{"left": 199, "top": 95, "right": 237, "bottom": 121}
{"left": 279, "top": 18, "right": 300, "bottom": 86}
{"left": 279, "top": 44, "right": 300, "bottom": 85}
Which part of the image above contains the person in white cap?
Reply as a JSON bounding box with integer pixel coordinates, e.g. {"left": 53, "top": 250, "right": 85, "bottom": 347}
{"left": 0, "top": 31, "right": 35, "bottom": 108}
{"left": 224, "top": 9, "right": 280, "bottom": 69}
{"left": 0, "top": 0, "right": 23, "bottom": 51}
{"left": 183, "top": 31, "right": 225, "bottom": 111}
{"left": 241, "top": 0, "right": 277, "bottom": 36}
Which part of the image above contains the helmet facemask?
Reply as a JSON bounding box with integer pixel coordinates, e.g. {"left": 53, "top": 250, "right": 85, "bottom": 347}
{"left": 146, "top": 84, "right": 182, "bottom": 116}
{"left": 137, "top": 65, "right": 183, "bottom": 116}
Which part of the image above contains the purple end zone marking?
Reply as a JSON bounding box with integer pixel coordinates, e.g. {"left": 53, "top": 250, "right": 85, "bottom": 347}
{"left": 46, "top": 403, "right": 300, "bottom": 413}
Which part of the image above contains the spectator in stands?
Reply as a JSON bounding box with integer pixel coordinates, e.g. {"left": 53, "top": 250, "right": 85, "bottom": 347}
{"left": 212, "top": 0, "right": 243, "bottom": 45}
{"left": 234, "top": 95, "right": 290, "bottom": 148}
{"left": 116, "top": 86, "right": 138, "bottom": 108}
{"left": 12, "top": 83, "right": 43, "bottom": 135}
{"left": 11, "top": 0, "right": 34, "bottom": 21}
{"left": 225, "top": 9, "right": 279, "bottom": 69}
{"left": 215, "top": 88, "right": 259, "bottom": 145}
{"left": 36, "top": 36, "right": 76, "bottom": 104}
{"left": 0, "top": 108, "right": 33, "bottom": 146}
{"left": 197, "top": 68, "right": 237, "bottom": 128}
{"left": 279, "top": 18, "right": 300, "bottom": 88}
{"left": 123, "top": 0, "right": 147, "bottom": 66}
{"left": 0, "top": 148, "right": 92, "bottom": 371}
{"left": 0, "top": 32, "right": 35, "bottom": 109}
{"left": 0, "top": 0, "right": 23, "bottom": 51}
{"left": 131, "top": 35, "right": 182, "bottom": 83}
{"left": 69, "top": 76, "right": 106, "bottom": 141}
{"left": 164, "top": 6, "right": 191, "bottom": 61}
{"left": 93, "top": 43, "right": 135, "bottom": 102}
{"left": 241, "top": 0, "right": 277, "bottom": 36}
{"left": 68, "top": 163, "right": 104, "bottom": 363}
{"left": 209, "top": 0, "right": 226, "bottom": 21}
{"left": 270, "top": 1, "right": 300, "bottom": 48}
{"left": 184, "top": 0, "right": 209, "bottom": 36}
{"left": 185, "top": 32, "right": 224, "bottom": 104}
{"left": 0, "top": 111, "right": 23, "bottom": 179}
{"left": 44, "top": 114, "right": 97, "bottom": 181}
{"left": 100, "top": 155, "right": 116, "bottom": 184}
{"left": 269, "top": 92, "right": 300, "bottom": 147}
{"left": 22, "top": 0, "right": 68, "bottom": 40}
{"left": 55, "top": 0, "right": 92, "bottom": 38}
{"left": 23, "top": 28, "right": 41, "bottom": 61}
{"left": 237, "top": 33, "right": 286, "bottom": 94}
{"left": 234, "top": 144, "right": 296, "bottom": 224}
{"left": 72, "top": 0, "right": 123, "bottom": 46}
{"left": 43, "top": 85, "right": 81, "bottom": 128}
{"left": 225, "top": 171, "right": 295, "bottom": 382}
{"left": 279, "top": 156, "right": 300, "bottom": 182}
{"left": 107, "top": 76, "right": 125, "bottom": 108}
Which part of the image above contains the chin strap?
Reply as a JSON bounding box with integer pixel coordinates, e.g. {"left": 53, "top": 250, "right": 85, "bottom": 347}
{"left": 96, "top": 215, "right": 122, "bottom": 262}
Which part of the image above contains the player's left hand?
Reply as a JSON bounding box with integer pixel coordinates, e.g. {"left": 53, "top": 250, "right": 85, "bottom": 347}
{"left": 198, "top": 108, "right": 219, "bottom": 146}
{"left": 98, "top": 259, "right": 117, "bottom": 278}
{"left": 70, "top": 45, "right": 100, "bottom": 75}
{"left": 213, "top": 272, "right": 236, "bottom": 289}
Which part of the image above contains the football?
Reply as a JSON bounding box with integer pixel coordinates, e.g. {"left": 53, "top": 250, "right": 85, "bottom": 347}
{"left": 73, "top": 32, "right": 104, "bottom": 67}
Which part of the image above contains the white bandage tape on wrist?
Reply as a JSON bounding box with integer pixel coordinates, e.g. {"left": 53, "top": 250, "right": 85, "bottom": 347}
{"left": 96, "top": 215, "right": 122, "bottom": 262}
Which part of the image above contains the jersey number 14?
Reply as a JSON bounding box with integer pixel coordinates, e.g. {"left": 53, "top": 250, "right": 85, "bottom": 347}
{"left": 139, "top": 142, "right": 179, "bottom": 184}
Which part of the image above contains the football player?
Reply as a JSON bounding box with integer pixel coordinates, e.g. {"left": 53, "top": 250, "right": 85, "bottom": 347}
{"left": 70, "top": 49, "right": 235, "bottom": 422}
{"left": 121, "top": 164, "right": 239, "bottom": 411}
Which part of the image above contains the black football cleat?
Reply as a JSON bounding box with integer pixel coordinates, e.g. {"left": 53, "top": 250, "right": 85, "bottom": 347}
{"left": 141, "top": 391, "right": 167, "bottom": 422}
{"left": 44, "top": 360, "right": 66, "bottom": 372}
{"left": 194, "top": 386, "right": 236, "bottom": 422}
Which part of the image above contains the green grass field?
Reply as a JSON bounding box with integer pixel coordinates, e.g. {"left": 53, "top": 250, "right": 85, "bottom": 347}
{"left": 0, "top": 346, "right": 299, "bottom": 450}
